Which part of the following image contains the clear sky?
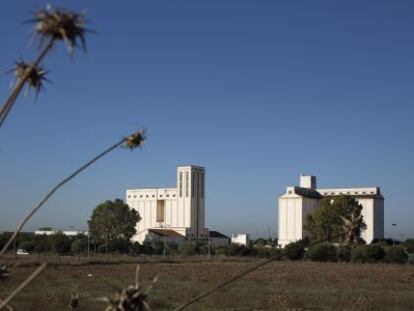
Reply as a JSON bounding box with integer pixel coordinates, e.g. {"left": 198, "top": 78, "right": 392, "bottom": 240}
{"left": 0, "top": 0, "right": 413, "bottom": 239}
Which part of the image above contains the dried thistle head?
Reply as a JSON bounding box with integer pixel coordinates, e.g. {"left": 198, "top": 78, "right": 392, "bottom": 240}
{"left": 99, "top": 265, "right": 158, "bottom": 311}
{"left": 28, "top": 6, "right": 88, "bottom": 55}
{"left": 9, "top": 60, "right": 50, "bottom": 97}
{"left": 0, "top": 264, "right": 10, "bottom": 280}
{"left": 124, "top": 130, "right": 146, "bottom": 150}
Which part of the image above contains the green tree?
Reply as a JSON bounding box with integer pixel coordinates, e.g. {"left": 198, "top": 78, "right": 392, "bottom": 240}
{"left": 88, "top": 199, "right": 140, "bottom": 243}
{"left": 49, "top": 233, "right": 71, "bottom": 255}
{"left": 71, "top": 238, "right": 87, "bottom": 256}
{"left": 305, "top": 196, "right": 366, "bottom": 245}
{"left": 33, "top": 234, "right": 50, "bottom": 253}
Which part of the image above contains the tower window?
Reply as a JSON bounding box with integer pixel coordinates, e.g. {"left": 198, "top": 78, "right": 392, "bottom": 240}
{"left": 192, "top": 171, "right": 195, "bottom": 197}
{"left": 156, "top": 200, "right": 165, "bottom": 222}
{"left": 186, "top": 171, "right": 189, "bottom": 197}
{"left": 179, "top": 172, "right": 183, "bottom": 197}
{"left": 200, "top": 172, "right": 204, "bottom": 198}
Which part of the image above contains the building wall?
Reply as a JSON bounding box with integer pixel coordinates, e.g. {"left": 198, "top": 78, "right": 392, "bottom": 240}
{"left": 278, "top": 195, "right": 319, "bottom": 247}
{"left": 231, "top": 234, "right": 249, "bottom": 246}
{"left": 278, "top": 182, "right": 384, "bottom": 247}
{"left": 127, "top": 166, "right": 206, "bottom": 243}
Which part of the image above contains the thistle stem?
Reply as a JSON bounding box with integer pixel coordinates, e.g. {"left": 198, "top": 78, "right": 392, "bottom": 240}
{"left": 0, "top": 262, "right": 47, "bottom": 309}
{"left": 0, "top": 38, "right": 55, "bottom": 128}
{"left": 0, "top": 136, "right": 127, "bottom": 259}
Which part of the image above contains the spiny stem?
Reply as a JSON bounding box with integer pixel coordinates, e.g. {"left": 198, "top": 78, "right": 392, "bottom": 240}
{"left": 0, "top": 137, "right": 127, "bottom": 259}
{"left": 0, "top": 262, "right": 47, "bottom": 309}
{"left": 0, "top": 38, "right": 54, "bottom": 128}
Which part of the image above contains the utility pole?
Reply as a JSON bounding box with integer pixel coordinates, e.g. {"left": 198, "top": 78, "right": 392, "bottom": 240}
{"left": 87, "top": 231, "right": 90, "bottom": 258}
{"left": 105, "top": 228, "right": 108, "bottom": 260}
{"left": 208, "top": 233, "right": 211, "bottom": 258}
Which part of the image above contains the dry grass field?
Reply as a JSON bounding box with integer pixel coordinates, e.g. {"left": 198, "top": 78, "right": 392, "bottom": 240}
{"left": 1, "top": 257, "right": 414, "bottom": 310}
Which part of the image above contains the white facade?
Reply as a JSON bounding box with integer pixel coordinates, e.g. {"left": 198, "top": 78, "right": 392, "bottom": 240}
{"left": 127, "top": 166, "right": 207, "bottom": 243}
{"left": 34, "top": 229, "right": 88, "bottom": 236}
{"left": 231, "top": 234, "right": 250, "bottom": 246}
{"left": 278, "top": 176, "right": 384, "bottom": 247}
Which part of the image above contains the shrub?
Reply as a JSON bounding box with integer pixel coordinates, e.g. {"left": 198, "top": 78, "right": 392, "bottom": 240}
{"left": 384, "top": 246, "right": 408, "bottom": 264}
{"left": 284, "top": 240, "right": 305, "bottom": 260}
{"left": 404, "top": 239, "right": 414, "bottom": 253}
{"left": 179, "top": 241, "right": 197, "bottom": 256}
{"left": 33, "top": 234, "right": 50, "bottom": 253}
{"left": 214, "top": 246, "right": 228, "bottom": 256}
{"left": 351, "top": 245, "right": 385, "bottom": 263}
{"left": 49, "top": 233, "right": 71, "bottom": 255}
{"left": 305, "top": 243, "right": 336, "bottom": 262}
{"left": 71, "top": 239, "right": 87, "bottom": 254}
{"left": 18, "top": 240, "right": 35, "bottom": 252}
{"left": 351, "top": 247, "right": 366, "bottom": 263}
{"left": 408, "top": 253, "right": 414, "bottom": 265}
{"left": 364, "top": 244, "right": 385, "bottom": 262}
{"left": 336, "top": 246, "right": 351, "bottom": 262}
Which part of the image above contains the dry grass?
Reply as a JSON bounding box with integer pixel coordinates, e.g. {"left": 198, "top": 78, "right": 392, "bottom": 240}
{"left": 0, "top": 259, "right": 413, "bottom": 310}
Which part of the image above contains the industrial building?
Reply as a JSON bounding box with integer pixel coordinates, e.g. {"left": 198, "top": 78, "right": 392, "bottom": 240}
{"left": 278, "top": 175, "right": 384, "bottom": 247}
{"left": 126, "top": 165, "right": 208, "bottom": 243}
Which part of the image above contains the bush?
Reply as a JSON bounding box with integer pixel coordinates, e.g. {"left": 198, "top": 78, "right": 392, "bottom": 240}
{"left": 49, "top": 233, "right": 71, "bottom": 255}
{"left": 351, "top": 245, "right": 385, "bottom": 263}
{"left": 305, "top": 243, "right": 336, "bottom": 262}
{"left": 284, "top": 240, "right": 305, "bottom": 260}
{"left": 404, "top": 239, "right": 414, "bottom": 253}
{"left": 33, "top": 234, "right": 50, "bottom": 253}
{"left": 214, "top": 246, "right": 228, "bottom": 256}
{"left": 408, "top": 253, "right": 414, "bottom": 265}
{"left": 18, "top": 240, "right": 35, "bottom": 253}
{"left": 336, "top": 246, "right": 351, "bottom": 262}
{"left": 384, "top": 246, "right": 408, "bottom": 264}
{"left": 351, "top": 247, "right": 366, "bottom": 263}
{"left": 71, "top": 239, "right": 87, "bottom": 254}
{"left": 364, "top": 244, "right": 385, "bottom": 262}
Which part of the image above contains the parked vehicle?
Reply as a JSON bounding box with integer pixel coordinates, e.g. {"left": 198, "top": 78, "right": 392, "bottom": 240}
{"left": 16, "top": 249, "right": 30, "bottom": 255}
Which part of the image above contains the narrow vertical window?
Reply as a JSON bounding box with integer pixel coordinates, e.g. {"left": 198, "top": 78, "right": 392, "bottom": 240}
{"left": 192, "top": 171, "right": 195, "bottom": 197}
{"left": 186, "top": 171, "right": 189, "bottom": 197}
{"left": 156, "top": 200, "right": 165, "bottom": 222}
{"left": 179, "top": 172, "right": 183, "bottom": 197}
{"left": 201, "top": 172, "right": 204, "bottom": 198}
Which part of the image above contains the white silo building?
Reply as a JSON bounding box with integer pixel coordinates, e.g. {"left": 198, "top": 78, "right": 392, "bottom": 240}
{"left": 278, "top": 175, "right": 384, "bottom": 247}
{"left": 126, "top": 165, "right": 207, "bottom": 243}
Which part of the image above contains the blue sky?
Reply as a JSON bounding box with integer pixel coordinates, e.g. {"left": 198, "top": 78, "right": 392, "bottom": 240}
{"left": 0, "top": 0, "right": 413, "bottom": 239}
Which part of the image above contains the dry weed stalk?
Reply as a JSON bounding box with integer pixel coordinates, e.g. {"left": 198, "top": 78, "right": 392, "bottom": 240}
{"left": 0, "top": 5, "right": 88, "bottom": 128}
{"left": 98, "top": 265, "right": 158, "bottom": 311}
{"left": 0, "top": 262, "right": 47, "bottom": 310}
{"left": 0, "top": 299, "right": 13, "bottom": 311}
{"left": 0, "top": 264, "right": 10, "bottom": 281}
{"left": 0, "top": 130, "right": 146, "bottom": 259}
{"left": 8, "top": 60, "right": 50, "bottom": 97}
{"left": 70, "top": 286, "right": 79, "bottom": 310}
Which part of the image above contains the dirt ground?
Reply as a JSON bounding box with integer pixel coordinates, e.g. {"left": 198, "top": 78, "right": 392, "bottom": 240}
{"left": 1, "top": 258, "right": 414, "bottom": 310}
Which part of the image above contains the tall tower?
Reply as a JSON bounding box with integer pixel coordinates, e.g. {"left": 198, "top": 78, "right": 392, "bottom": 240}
{"left": 177, "top": 166, "right": 205, "bottom": 238}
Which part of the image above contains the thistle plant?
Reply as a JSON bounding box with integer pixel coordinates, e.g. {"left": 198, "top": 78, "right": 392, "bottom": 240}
{"left": 0, "top": 130, "right": 146, "bottom": 259}
{"left": 28, "top": 6, "right": 88, "bottom": 54}
{"left": 70, "top": 286, "right": 79, "bottom": 310}
{"left": 0, "top": 5, "right": 88, "bottom": 128}
{"left": 99, "top": 265, "right": 158, "bottom": 311}
{"left": 8, "top": 60, "right": 50, "bottom": 97}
